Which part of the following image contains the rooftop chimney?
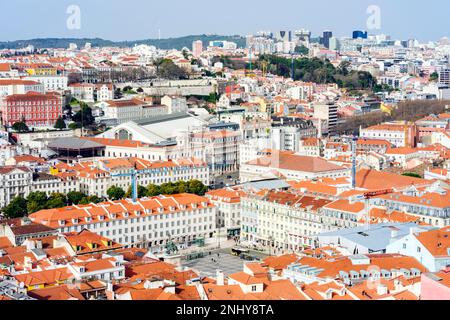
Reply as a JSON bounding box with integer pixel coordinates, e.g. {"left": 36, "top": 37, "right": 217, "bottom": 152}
{"left": 216, "top": 270, "right": 225, "bottom": 286}
{"left": 377, "top": 284, "right": 388, "bottom": 296}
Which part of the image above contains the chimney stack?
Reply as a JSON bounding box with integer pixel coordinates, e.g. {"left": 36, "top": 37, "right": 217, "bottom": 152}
{"left": 216, "top": 269, "right": 224, "bottom": 286}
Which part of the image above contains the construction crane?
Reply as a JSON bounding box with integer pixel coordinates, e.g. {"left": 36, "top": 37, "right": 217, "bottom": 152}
{"left": 355, "top": 189, "right": 394, "bottom": 230}
{"left": 351, "top": 136, "right": 358, "bottom": 189}
{"left": 110, "top": 166, "right": 172, "bottom": 203}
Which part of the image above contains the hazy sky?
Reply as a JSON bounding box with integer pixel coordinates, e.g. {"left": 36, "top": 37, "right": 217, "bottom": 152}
{"left": 0, "top": 0, "right": 448, "bottom": 42}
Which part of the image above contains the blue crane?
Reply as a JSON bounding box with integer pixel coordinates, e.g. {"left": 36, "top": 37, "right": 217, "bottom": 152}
{"left": 110, "top": 166, "right": 172, "bottom": 202}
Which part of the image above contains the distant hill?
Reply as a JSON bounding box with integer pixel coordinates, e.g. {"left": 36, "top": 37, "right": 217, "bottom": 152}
{"left": 0, "top": 35, "right": 246, "bottom": 50}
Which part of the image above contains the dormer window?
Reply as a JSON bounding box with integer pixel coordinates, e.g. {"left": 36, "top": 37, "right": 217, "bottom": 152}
{"left": 99, "top": 215, "right": 105, "bottom": 221}
{"left": 135, "top": 211, "right": 141, "bottom": 216}
{"left": 158, "top": 207, "right": 163, "bottom": 213}
{"left": 59, "top": 220, "right": 66, "bottom": 226}
{"left": 79, "top": 266, "right": 85, "bottom": 273}
{"left": 192, "top": 203, "right": 198, "bottom": 209}
{"left": 85, "top": 217, "right": 92, "bottom": 223}
{"left": 72, "top": 218, "right": 79, "bottom": 224}
{"left": 124, "top": 212, "right": 129, "bottom": 218}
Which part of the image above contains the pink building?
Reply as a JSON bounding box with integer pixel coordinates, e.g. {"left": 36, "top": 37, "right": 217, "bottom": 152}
{"left": 420, "top": 268, "right": 450, "bottom": 300}
{"left": 0, "top": 92, "right": 63, "bottom": 127}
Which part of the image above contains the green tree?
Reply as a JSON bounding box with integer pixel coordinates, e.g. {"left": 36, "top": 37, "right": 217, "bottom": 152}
{"left": 156, "top": 59, "right": 188, "bottom": 80}
{"left": 2, "top": 196, "right": 28, "bottom": 218}
{"left": 67, "top": 191, "right": 86, "bottom": 205}
{"left": 54, "top": 116, "right": 67, "bottom": 130}
{"left": 188, "top": 180, "right": 208, "bottom": 196}
{"left": 146, "top": 184, "right": 161, "bottom": 197}
{"left": 12, "top": 121, "right": 29, "bottom": 133}
{"left": 294, "top": 45, "right": 309, "bottom": 55}
{"left": 125, "top": 185, "right": 147, "bottom": 199}
{"left": 176, "top": 181, "right": 188, "bottom": 193}
{"left": 68, "top": 122, "right": 81, "bottom": 130}
{"left": 72, "top": 103, "right": 95, "bottom": 127}
{"left": 79, "top": 195, "right": 102, "bottom": 205}
{"left": 159, "top": 182, "right": 177, "bottom": 195}
{"left": 429, "top": 72, "right": 439, "bottom": 82}
{"left": 26, "top": 191, "right": 48, "bottom": 213}
{"left": 107, "top": 186, "right": 125, "bottom": 200}
{"left": 47, "top": 193, "right": 67, "bottom": 209}
{"left": 402, "top": 172, "right": 422, "bottom": 179}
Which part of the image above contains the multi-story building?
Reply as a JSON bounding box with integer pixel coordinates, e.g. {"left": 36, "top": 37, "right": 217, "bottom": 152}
{"left": 313, "top": 103, "right": 338, "bottom": 134}
{"left": 439, "top": 68, "right": 450, "bottom": 86}
{"left": 100, "top": 99, "right": 168, "bottom": 125}
{"left": 192, "top": 40, "right": 203, "bottom": 57}
{"left": 0, "top": 92, "right": 63, "bottom": 128}
{"left": 96, "top": 84, "right": 114, "bottom": 102}
{"left": 23, "top": 75, "right": 68, "bottom": 92}
{"left": 206, "top": 187, "right": 246, "bottom": 237}
{"left": 0, "top": 166, "right": 33, "bottom": 208}
{"left": 69, "top": 83, "right": 95, "bottom": 102}
{"left": 29, "top": 193, "right": 217, "bottom": 249}
{"left": 387, "top": 226, "right": 450, "bottom": 272}
{"left": 373, "top": 188, "right": 450, "bottom": 227}
{"left": 240, "top": 191, "right": 332, "bottom": 251}
{"left": 240, "top": 150, "right": 350, "bottom": 183}
{"left": 31, "top": 173, "right": 80, "bottom": 197}
{"left": 0, "top": 79, "right": 44, "bottom": 97}
{"left": 189, "top": 130, "right": 241, "bottom": 175}
{"left": 161, "top": 95, "right": 188, "bottom": 114}
{"left": 54, "top": 157, "right": 210, "bottom": 198}
{"left": 360, "top": 123, "right": 419, "bottom": 148}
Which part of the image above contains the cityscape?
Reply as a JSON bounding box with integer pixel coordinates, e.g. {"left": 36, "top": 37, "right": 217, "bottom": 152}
{"left": 0, "top": 1, "right": 449, "bottom": 304}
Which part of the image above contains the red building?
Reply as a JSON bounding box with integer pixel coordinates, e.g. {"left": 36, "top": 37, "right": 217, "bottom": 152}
{"left": 0, "top": 92, "right": 63, "bottom": 128}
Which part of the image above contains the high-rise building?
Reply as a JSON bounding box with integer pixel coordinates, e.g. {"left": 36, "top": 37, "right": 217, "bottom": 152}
{"left": 192, "top": 40, "right": 203, "bottom": 57}
{"left": 294, "top": 29, "right": 311, "bottom": 44}
{"left": 275, "top": 31, "right": 292, "bottom": 42}
{"left": 352, "top": 30, "right": 368, "bottom": 39}
{"left": 322, "top": 30, "right": 333, "bottom": 49}
{"left": 439, "top": 69, "right": 450, "bottom": 86}
{"left": 313, "top": 103, "right": 338, "bottom": 134}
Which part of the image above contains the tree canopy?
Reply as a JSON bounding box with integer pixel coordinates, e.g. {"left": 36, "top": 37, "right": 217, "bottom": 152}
{"left": 107, "top": 186, "right": 126, "bottom": 200}
{"left": 54, "top": 116, "right": 67, "bottom": 130}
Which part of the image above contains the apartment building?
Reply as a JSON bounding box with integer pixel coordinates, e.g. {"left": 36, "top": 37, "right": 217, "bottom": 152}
{"left": 373, "top": 188, "right": 450, "bottom": 227}
{"left": 23, "top": 75, "right": 68, "bottom": 92}
{"left": 206, "top": 187, "right": 246, "bottom": 237}
{"left": 29, "top": 193, "right": 217, "bottom": 249}
{"left": 189, "top": 130, "right": 241, "bottom": 175}
{"left": 387, "top": 226, "right": 450, "bottom": 272}
{"left": 54, "top": 157, "right": 209, "bottom": 198}
{"left": 0, "top": 79, "right": 44, "bottom": 97}
{"left": 240, "top": 191, "right": 332, "bottom": 251}
{"left": 69, "top": 83, "right": 95, "bottom": 102}
{"left": 0, "top": 166, "right": 33, "bottom": 208}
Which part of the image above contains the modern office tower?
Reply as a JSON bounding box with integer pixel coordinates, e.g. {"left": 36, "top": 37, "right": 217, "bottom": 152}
{"left": 352, "top": 30, "right": 368, "bottom": 39}
{"left": 275, "top": 30, "right": 292, "bottom": 42}
{"left": 322, "top": 30, "right": 333, "bottom": 49}
{"left": 192, "top": 40, "right": 203, "bottom": 57}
